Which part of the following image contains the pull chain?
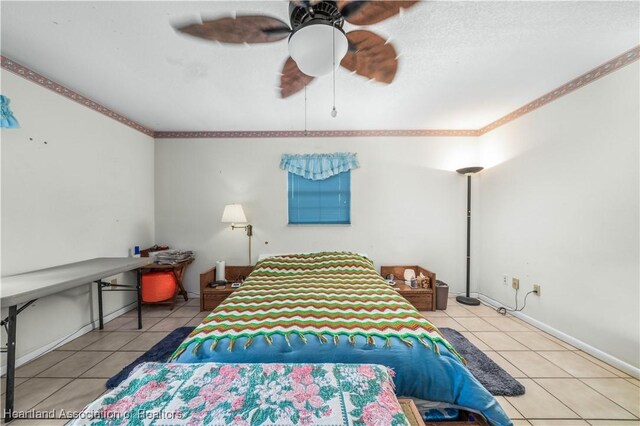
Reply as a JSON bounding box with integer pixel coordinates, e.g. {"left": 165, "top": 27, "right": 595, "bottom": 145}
{"left": 304, "top": 84, "right": 308, "bottom": 136}
{"left": 331, "top": 22, "right": 337, "bottom": 118}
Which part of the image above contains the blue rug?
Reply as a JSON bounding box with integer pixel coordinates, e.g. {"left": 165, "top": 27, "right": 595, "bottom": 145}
{"left": 106, "top": 326, "right": 195, "bottom": 388}
{"left": 106, "top": 326, "right": 524, "bottom": 396}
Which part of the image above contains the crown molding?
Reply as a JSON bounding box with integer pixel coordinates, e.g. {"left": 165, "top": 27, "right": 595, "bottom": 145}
{"left": 153, "top": 129, "right": 481, "bottom": 139}
{"left": 0, "top": 56, "right": 155, "bottom": 137}
{"left": 479, "top": 45, "right": 639, "bottom": 135}
{"left": 2, "top": 45, "right": 638, "bottom": 140}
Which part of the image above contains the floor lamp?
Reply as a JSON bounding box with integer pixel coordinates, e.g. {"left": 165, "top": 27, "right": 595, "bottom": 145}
{"left": 456, "top": 166, "right": 484, "bottom": 306}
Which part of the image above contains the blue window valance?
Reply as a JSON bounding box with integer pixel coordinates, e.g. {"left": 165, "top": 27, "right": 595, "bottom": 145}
{"left": 280, "top": 153, "right": 359, "bottom": 181}
{"left": 0, "top": 95, "right": 19, "bottom": 129}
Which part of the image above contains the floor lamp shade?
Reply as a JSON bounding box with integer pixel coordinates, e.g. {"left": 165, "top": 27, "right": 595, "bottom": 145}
{"left": 456, "top": 167, "right": 483, "bottom": 306}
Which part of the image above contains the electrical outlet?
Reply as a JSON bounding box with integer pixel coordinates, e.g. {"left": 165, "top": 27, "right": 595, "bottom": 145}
{"left": 111, "top": 278, "right": 117, "bottom": 285}
{"left": 533, "top": 284, "right": 540, "bottom": 295}
{"left": 512, "top": 277, "right": 520, "bottom": 290}
{"left": 503, "top": 275, "right": 508, "bottom": 286}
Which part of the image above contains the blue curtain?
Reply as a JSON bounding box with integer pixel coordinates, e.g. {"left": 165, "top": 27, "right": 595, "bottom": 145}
{"left": 0, "top": 95, "right": 19, "bottom": 129}
{"left": 280, "top": 153, "right": 359, "bottom": 181}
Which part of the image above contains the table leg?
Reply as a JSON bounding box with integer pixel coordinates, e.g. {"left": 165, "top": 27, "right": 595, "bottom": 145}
{"left": 137, "top": 269, "right": 142, "bottom": 330}
{"left": 172, "top": 267, "right": 189, "bottom": 301}
{"left": 3, "top": 305, "right": 17, "bottom": 422}
{"left": 97, "top": 281, "right": 104, "bottom": 330}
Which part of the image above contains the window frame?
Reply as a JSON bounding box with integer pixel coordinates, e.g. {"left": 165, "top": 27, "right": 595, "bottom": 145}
{"left": 287, "top": 170, "right": 352, "bottom": 225}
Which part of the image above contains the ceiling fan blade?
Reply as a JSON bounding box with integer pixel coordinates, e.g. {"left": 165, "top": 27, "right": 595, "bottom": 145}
{"left": 340, "top": 30, "right": 398, "bottom": 84}
{"left": 337, "top": 1, "right": 418, "bottom": 26}
{"left": 177, "top": 15, "right": 291, "bottom": 44}
{"left": 280, "top": 57, "right": 314, "bottom": 98}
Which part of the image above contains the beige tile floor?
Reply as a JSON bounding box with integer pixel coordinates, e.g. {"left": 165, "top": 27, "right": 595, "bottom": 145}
{"left": 1, "top": 296, "right": 638, "bottom": 425}
{"left": 423, "top": 298, "right": 640, "bottom": 425}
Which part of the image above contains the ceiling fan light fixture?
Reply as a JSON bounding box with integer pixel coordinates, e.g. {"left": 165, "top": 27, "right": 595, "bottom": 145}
{"left": 288, "top": 22, "right": 348, "bottom": 77}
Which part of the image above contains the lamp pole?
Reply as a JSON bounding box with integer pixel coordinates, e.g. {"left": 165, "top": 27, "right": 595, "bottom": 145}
{"left": 456, "top": 166, "right": 483, "bottom": 306}
{"left": 232, "top": 224, "right": 253, "bottom": 265}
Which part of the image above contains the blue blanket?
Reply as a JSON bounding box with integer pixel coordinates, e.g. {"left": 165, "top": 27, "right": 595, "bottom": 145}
{"left": 176, "top": 333, "right": 511, "bottom": 425}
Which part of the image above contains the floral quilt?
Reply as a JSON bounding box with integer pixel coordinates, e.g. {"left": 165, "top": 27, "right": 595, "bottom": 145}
{"left": 69, "top": 362, "right": 410, "bottom": 426}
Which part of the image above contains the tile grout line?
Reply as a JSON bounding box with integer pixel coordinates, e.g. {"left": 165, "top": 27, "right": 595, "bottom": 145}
{"left": 8, "top": 377, "right": 74, "bottom": 414}
{"left": 534, "top": 350, "right": 623, "bottom": 380}
{"left": 37, "top": 351, "right": 116, "bottom": 379}
{"left": 573, "top": 351, "right": 632, "bottom": 378}
{"left": 576, "top": 377, "right": 640, "bottom": 420}
{"left": 31, "top": 377, "right": 102, "bottom": 418}
{"left": 496, "top": 395, "right": 526, "bottom": 421}
{"left": 529, "top": 377, "right": 637, "bottom": 422}
{"left": 511, "top": 377, "right": 582, "bottom": 421}
{"left": 14, "top": 350, "right": 78, "bottom": 379}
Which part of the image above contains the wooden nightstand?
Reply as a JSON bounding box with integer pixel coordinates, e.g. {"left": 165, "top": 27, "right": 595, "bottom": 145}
{"left": 380, "top": 265, "right": 436, "bottom": 311}
{"left": 200, "top": 265, "right": 254, "bottom": 312}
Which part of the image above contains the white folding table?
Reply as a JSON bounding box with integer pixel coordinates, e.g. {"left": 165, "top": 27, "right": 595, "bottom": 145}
{"left": 0, "top": 257, "right": 151, "bottom": 422}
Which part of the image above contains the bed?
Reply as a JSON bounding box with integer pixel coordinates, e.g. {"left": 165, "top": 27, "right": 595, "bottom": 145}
{"left": 171, "top": 252, "right": 511, "bottom": 426}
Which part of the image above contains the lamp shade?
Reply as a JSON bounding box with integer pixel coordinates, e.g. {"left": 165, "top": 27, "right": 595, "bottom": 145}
{"left": 221, "top": 204, "right": 247, "bottom": 223}
{"left": 288, "top": 23, "right": 348, "bottom": 77}
{"left": 456, "top": 166, "right": 484, "bottom": 176}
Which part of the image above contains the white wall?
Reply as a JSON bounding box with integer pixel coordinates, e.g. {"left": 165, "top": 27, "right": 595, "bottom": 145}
{"left": 477, "top": 62, "right": 640, "bottom": 369}
{"left": 154, "top": 137, "right": 480, "bottom": 296}
{"left": 0, "top": 70, "right": 155, "bottom": 366}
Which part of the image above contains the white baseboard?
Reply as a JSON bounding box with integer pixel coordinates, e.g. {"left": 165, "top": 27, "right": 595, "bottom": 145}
{"left": 477, "top": 294, "right": 640, "bottom": 379}
{"left": 0, "top": 302, "right": 137, "bottom": 376}
{"left": 450, "top": 291, "right": 480, "bottom": 298}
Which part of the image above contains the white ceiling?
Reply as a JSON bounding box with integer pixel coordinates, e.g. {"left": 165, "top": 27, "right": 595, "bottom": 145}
{"left": 1, "top": 1, "right": 638, "bottom": 132}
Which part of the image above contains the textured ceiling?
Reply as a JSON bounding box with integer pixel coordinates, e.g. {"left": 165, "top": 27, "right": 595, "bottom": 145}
{"left": 1, "top": 1, "right": 638, "bottom": 132}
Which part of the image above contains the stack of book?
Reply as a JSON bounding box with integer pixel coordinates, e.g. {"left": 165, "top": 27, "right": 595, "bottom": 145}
{"left": 153, "top": 250, "right": 194, "bottom": 265}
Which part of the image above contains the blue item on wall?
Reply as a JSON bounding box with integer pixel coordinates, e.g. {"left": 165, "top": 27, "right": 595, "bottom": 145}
{"left": 280, "top": 152, "right": 359, "bottom": 180}
{"left": 282, "top": 152, "right": 357, "bottom": 225}
{"left": 0, "top": 95, "right": 19, "bottom": 128}
{"left": 288, "top": 170, "right": 351, "bottom": 224}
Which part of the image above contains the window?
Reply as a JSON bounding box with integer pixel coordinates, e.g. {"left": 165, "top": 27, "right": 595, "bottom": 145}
{"left": 288, "top": 171, "right": 351, "bottom": 224}
{"left": 281, "top": 152, "right": 358, "bottom": 224}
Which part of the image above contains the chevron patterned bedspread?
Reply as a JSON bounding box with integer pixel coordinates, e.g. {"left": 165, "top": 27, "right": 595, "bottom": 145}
{"left": 170, "top": 252, "right": 460, "bottom": 361}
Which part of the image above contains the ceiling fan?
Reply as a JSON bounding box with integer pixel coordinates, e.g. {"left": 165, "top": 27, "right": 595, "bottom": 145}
{"left": 175, "top": 1, "right": 418, "bottom": 98}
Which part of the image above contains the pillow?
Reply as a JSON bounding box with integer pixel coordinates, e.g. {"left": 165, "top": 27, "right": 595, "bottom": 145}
{"left": 258, "top": 251, "right": 369, "bottom": 261}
